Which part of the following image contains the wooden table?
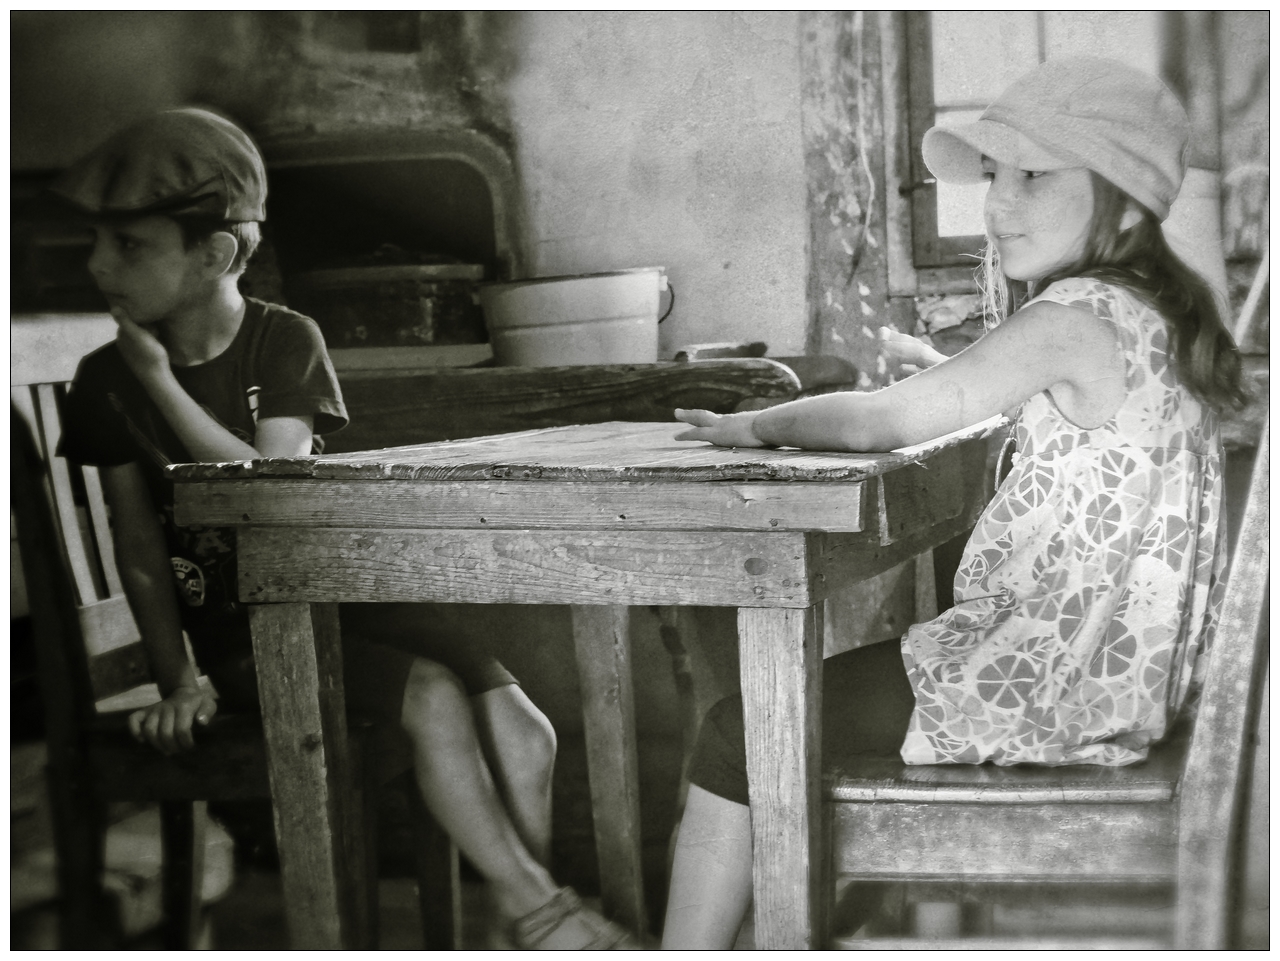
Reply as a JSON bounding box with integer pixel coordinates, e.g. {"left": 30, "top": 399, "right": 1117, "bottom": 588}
{"left": 170, "top": 418, "right": 998, "bottom": 949}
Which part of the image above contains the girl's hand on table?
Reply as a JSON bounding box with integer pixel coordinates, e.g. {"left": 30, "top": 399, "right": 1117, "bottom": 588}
{"left": 674, "top": 408, "right": 767, "bottom": 448}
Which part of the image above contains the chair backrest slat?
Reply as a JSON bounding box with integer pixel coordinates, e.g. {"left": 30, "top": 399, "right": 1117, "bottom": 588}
{"left": 12, "top": 409, "right": 101, "bottom": 720}
{"left": 11, "top": 385, "right": 39, "bottom": 443}
{"left": 80, "top": 465, "right": 125, "bottom": 597}
{"left": 1176, "top": 417, "right": 1269, "bottom": 947}
{"left": 13, "top": 312, "right": 152, "bottom": 707}
{"left": 33, "top": 383, "right": 101, "bottom": 606}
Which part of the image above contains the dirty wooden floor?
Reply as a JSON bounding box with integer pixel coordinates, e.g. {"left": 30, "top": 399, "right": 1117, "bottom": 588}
{"left": 9, "top": 736, "right": 682, "bottom": 950}
{"left": 12, "top": 734, "right": 1266, "bottom": 950}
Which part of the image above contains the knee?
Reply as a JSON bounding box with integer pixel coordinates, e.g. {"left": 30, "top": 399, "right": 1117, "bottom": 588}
{"left": 400, "top": 657, "right": 467, "bottom": 734}
{"left": 487, "top": 688, "right": 557, "bottom": 785}
{"left": 514, "top": 701, "right": 558, "bottom": 786}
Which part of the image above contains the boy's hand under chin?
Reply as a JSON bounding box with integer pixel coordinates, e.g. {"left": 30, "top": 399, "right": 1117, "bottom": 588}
{"left": 674, "top": 408, "right": 767, "bottom": 448}
{"left": 112, "top": 307, "right": 172, "bottom": 383}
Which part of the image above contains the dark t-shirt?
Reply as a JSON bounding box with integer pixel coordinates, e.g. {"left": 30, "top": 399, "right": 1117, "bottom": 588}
{"left": 60, "top": 298, "right": 348, "bottom": 665}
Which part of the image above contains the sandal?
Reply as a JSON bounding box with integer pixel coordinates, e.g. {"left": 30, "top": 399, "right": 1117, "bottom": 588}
{"left": 510, "top": 887, "right": 645, "bottom": 950}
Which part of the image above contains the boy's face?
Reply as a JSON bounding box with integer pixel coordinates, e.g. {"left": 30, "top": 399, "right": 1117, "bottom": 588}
{"left": 86, "top": 215, "right": 211, "bottom": 325}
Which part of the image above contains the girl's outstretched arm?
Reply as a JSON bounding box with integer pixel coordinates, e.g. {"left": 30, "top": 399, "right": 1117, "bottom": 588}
{"left": 676, "top": 300, "right": 1122, "bottom": 452}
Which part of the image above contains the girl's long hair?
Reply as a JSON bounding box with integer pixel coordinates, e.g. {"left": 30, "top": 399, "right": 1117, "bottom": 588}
{"left": 978, "top": 172, "right": 1246, "bottom": 412}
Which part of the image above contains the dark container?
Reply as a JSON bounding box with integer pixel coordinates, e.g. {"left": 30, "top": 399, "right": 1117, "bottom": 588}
{"left": 284, "top": 264, "right": 487, "bottom": 350}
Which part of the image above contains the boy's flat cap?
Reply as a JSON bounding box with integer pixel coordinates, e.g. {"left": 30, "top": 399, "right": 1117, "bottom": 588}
{"left": 51, "top": 107, "right": 267, "bottom": 222}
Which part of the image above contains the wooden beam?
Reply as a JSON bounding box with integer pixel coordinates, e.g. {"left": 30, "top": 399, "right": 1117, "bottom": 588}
{"left": 237, "top": 527, "right": 819, "bottom": 608}
{"left": 176, "top": 478, "right": 869, "bottom": 533}
{"left": 570, "top": 606, "right": 648, "bottom": 936}
{"left": 739, "top": 605, "right": 828, "bottom": 949}
{"left": 831, "top": 802, "right": 1177, "bottom": 881}
{"left": 247, "top": 603, "right": 362, "bottom": 948}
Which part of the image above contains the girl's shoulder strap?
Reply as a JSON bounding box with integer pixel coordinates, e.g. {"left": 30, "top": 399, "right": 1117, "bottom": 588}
{"left": 1028, "top": 276, "right": 1148, "bottom": 332}
{"left": 1027, "top": 275, "right": 1103, "bottom": 309}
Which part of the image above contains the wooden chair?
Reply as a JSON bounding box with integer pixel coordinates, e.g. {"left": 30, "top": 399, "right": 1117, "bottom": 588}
{"left": 11, "top": 313, "right": 460, "bottom": 949}
{"left": 827, "top": 416, "right": 1269, "bottom": 950}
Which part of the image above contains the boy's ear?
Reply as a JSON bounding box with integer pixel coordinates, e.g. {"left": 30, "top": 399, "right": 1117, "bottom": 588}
{"left": 204, "top": 231, "right": 239, "bottom": 277}
{"left": 1119, "top": 203, "right": 1143, "bottom": 232}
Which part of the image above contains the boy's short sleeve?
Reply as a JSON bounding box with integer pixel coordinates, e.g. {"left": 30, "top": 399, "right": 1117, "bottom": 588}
{"left": 59, "top": 346, "right": 144, "bottom": 468}
{"left": 255, "top": 310, "right": 348, "bottom": 435}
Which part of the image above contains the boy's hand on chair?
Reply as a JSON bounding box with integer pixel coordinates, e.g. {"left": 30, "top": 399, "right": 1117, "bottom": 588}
{"left": 674, "top": 408, "right": 766, "bottom": 448}
{"left": 112, "top": 307, "right": 172, "bottom": 383}
{"left": 128, "top": 686, "right": 218, "bottom": 755}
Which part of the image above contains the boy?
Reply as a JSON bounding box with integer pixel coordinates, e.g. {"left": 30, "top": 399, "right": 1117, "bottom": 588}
{"left": 54, "top": 108, "right": 636, "bottom": 950}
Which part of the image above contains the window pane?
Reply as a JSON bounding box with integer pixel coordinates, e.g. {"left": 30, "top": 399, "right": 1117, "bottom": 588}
{"left": 1043, "top": 12, "right": 1160, "bottom": 75}
{"left": 931, "top": 12, "right": 1040, "bottom": 107}
{"left": 932, "top": 108, "right": 987, "bottom": 238}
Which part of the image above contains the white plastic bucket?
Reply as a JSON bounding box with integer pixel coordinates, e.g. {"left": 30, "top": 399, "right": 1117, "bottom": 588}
{"left": 479, "top": 267, "right": 669, "bottom": 366}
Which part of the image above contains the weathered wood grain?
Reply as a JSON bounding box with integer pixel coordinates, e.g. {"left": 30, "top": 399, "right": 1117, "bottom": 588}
{"left": 808, "top": 512, "right": 979, "bottom": 605}
{"left": 831, "top": 801, "right": 1177, "bottom": 882}
{"left": 739, "top": 605, "right": 827, "bottom": 949}
{"left": 174, "top": 477, "right": 869, "bottom": 532}
{"left": 836, "top": 935, "right": 1168, "bottom": 950}
{"left": 247, "top": 603, "right": 360, "bottom": 949}
{"left": 825, "top": 741, "right": 1183, "bottom": 804}
{"left": 570, "top": 606, "right": 647, "bottom": 935}
{"left": 78, "top": 596, "right": 140, "bottom": 657}
{"left": 237, "top": 527, "right": 817, "bottom": 608}
{"left": 327, "top": 359, "right": 803, "bottom": 453}
{"left": 86, "top": 641, "right": 150, "bottom": 704}
{"left": 168, "top": 417, "right": 1006, "bottom": 483}
{"left": 874, "top": 440, "right": 983, "bottom": 546}
{"left": 1176, "top": 419, "right": 1269, "bottom": 949}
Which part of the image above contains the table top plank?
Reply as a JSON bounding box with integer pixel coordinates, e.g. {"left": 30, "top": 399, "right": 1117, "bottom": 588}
{"left": 169, "top": 417, "right": 1005, "bottom": 484}
{"left": 174, "top": 477, "right": 870, "bottom": 533}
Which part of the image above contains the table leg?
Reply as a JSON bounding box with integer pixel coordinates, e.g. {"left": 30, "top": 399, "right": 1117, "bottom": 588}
{"left": 248, "top": 602, "right": 366, "bottom": 948}
{"left": 570, "top": 604, "right": 648, "bottom": 936}
{"left": 738, "top": 605, "right": 828, "bottom": 949}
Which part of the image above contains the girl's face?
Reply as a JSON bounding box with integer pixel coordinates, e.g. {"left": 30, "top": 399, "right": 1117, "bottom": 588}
{"left": 982, "top": 158, "right": 1095, "bottom": 283}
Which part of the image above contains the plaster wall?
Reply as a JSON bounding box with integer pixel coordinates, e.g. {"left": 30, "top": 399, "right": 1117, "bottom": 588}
{"left": 505, "top": 11, "right": 810, "bottom": 356}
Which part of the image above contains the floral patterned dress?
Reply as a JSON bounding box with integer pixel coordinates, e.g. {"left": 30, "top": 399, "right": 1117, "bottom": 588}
{"left": 899, "top": 277, "right": 1227, "bottom": 767}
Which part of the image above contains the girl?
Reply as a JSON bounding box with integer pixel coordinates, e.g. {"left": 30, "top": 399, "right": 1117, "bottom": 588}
{"left": 662, "top": 57, "right": 1244, "bottom": 948}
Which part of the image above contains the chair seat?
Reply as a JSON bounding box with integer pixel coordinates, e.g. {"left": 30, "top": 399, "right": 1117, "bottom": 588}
{"left": 825, "top": 732, "right": 1186, "bottom": 804}
{"left": 826, "top": 735, "right": 1188, "bottom": 885}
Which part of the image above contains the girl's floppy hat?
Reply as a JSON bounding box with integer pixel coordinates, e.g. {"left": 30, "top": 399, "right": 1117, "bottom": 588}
{"left": 922, "top": 57, "right": 1190, "bottom": 221}
{"left": 51, "top": 108, "right": 267, "bottom": 223}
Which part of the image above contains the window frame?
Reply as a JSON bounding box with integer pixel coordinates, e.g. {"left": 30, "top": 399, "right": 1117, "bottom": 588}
{"left": 904, "top": 11, "right": 1055, "bottom": 270}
